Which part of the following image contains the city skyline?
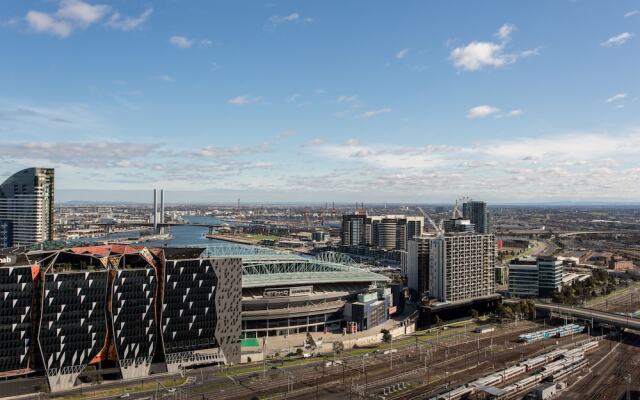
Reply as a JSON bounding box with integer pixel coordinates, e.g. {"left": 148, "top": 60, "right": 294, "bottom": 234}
{"left": 1, "top": 1, "right": 639, "bottom": 203}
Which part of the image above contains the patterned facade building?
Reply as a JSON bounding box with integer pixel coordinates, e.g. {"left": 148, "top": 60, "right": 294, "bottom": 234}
{"left": 0, "top": 245, "right": 241, "bottom": 392}
{"left": 0, "top": 257, "right": 35, "bottom": 375}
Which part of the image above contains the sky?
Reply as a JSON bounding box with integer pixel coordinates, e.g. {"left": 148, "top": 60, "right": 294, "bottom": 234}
{"left": 0, "top": 0, "right": 639, "bottom": 204}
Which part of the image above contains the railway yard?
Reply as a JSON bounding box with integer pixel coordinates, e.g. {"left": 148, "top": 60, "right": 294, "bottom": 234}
{"left": 31, "top": 291, "right": 639, "bottom": 400}
{"left": 142, "top": 319, "right": 638, "bottom": 400}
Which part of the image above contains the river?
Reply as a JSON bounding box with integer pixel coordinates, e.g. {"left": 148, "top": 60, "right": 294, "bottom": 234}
{"left": 89, "top": 215, "right": 236, "bottom": 248}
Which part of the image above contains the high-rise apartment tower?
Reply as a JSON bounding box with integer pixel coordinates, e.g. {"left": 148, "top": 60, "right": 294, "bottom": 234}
{"left": 0, "top": 168, "right": 54, "bottom": 247}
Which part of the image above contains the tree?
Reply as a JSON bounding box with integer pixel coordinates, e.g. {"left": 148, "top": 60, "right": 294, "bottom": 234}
{"left": 434, "top": 315, "right": 443, "bottom": 327}
{"left": 496, "top": 304, "right": 514, "bottom": 320}
{"left": 380, "top": 329, "right": 392, "bottom": 344}
{"left": 469, "top": 309, "right": 479, "bottom": 319}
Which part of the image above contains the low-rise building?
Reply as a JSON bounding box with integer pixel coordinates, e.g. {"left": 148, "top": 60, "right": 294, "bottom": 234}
{"left": 508, "top": 257, "right": 563, "bottom": 298}
{"left": 609, "top": 256, "right": 634, "bottom": 271}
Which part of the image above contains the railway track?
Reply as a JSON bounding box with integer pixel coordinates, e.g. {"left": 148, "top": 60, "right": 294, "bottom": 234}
{"left": 182, "top": 322, "right": 579, "bottom": 400}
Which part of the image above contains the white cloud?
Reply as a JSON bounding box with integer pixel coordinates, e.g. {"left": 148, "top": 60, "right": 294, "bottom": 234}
{"left": 396, "top": 48, "right": 410, "bottom": 59}
{"left": 297, "top": 129, "right": 640, "bottom": 201}
{"left": 360, "top": 108, "right": 392, "bottom": 118}
{"left": 56, "top": 0, "right": 110, "bottom": 27}
{"left": 507, "top": 109, "right": 523, "bottom": 117}
{"left": 450, "top": 24, "right": 537, "bottom": 71}
{"left": 520, "top": 48, "right": 541, "bottom": 57}
{"left": 228, "top": 95, "right": 262, "bottom": 106}
{"left": 199, "top": 39, "right": 213, "bottom": 47}
{"left": 601, "top": 32, "right": 634, "bottom": 47}
{"left": 266, "top": 13, "right": 313, "bottom": 30}
{"left": 25, "top": 2, "right": 151, "bottom": 37}
{"left": 484, "top": 132, "right": 640, "bottom": 160}
{"left": 496, "top": 23, "right": 516, "bottom": 41}
{"left": 155, "top": 74, "right": 175, "bottom": 82}
{"left": 467, "top": 105, "right": 500, "bottom": 119}
{"left": 0, "top": 141, "right": 157, "bottom": 167}
{"left": 25, "top": 10, "right": 72, "bottom": 37}
{"left": 169, "top": 35, "right": 194, "bottom": 48}
{"left": 286, "top": 93, "right": 301, "bottom": 103}
{"left": 337, "top": 95, "right": 359, "bottom": 104}
{"left": 624, "top": 10, "right": 638, "bottom": 18}
{"left": 106, "top": 7, "right": 153, "bottom": 31}
{"left": 606, "top": 93, "right": 627, "bottom": 103}
{"left": 450, "top": 41, "right": 515, "bottom": 71}
{"left": 275, "top": 130, "right": 297, "bottom": 139}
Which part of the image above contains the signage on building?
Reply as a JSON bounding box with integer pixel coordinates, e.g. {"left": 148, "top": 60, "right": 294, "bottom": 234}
{"left": 0, "top": 255, "right": 16, "bottom": 266}
{"left": 264, "top": 286, "right": 313, "bottom": 297}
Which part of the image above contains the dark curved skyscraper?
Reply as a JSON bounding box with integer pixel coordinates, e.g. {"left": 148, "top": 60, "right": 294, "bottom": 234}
{"left": 0, "top": 168, "right": 54, "bottom": 247}
{"left": 462, "top": 200, "right": 491, "bottom": 234}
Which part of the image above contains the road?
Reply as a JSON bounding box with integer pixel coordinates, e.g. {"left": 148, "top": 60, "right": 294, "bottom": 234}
{"left": 533, "top": 302, "right": 640, "bottom": 330}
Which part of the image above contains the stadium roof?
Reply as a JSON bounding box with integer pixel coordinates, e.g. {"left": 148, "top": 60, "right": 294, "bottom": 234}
{"left": 193, "top": 245, "right": 390, "bottom": 288}
{"left": 241, "top": 256, "right": 390, "bottom": 288}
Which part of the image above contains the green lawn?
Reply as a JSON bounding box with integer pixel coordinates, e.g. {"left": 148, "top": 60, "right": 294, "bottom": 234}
{"left": 587, "top": 282, "right": 640, "bottom": 306}
{"left": 216, "top": 319, "right": 483, "bottom": 379}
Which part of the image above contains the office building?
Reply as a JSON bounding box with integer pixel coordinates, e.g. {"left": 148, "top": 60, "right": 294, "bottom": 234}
{"left": 537, "top": 257, "right": 563, "bottom": 296}
{"left": 0, "top": 220, "right": 12, "bottom": 248}
{"left": 0, "top": 245, "right": 241, "bottom": 392}
{"left": 343, "top": 290, "right": 392, "bottom": 332}
{"left": 341, "top": 213, "right": 423, "bottom": 251}
{"left": 508, "top": 257, "right": 563, "bottom": 298}
{"left": 0, "top": 168, "right": 54, "bottom": 247}
{"left": 462, "top": 200, "right": 491, "bottom": 234}
{"left": 341, "top": 213, "right": 368, "bottom": 246}
{"left": 407, "top": 235, "right": 434, "bottom": 295}
{"left": 429, "top": 233, "right": 496, "bottom": 303}
{"left": 507, "top": 258, "right": 539, "bottom": 297}
{"left": 443, "top": 218, "right": 475, "bottom": 233}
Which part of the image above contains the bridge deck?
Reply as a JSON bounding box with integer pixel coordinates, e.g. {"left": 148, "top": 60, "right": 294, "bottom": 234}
{"left": 534, "top": 302, "right": 640, "bottom": 330}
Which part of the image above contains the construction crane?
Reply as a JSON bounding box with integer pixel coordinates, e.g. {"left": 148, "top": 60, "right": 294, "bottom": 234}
{"left": 303, "top": 209, "right": 312, "bottom": 227}
{"left": 452, "top": 196, "right": 472, "bottom": 219}
{"left": 417, "top": 206, "right": 444, "bottom": 237}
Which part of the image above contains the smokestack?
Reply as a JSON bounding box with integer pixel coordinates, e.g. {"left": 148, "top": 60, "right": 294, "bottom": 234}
{"left": 160, "top": 189, "right": 165, "bottom": 223}
{"left": 153, "top": 189, "right": 158, "bottom": 231}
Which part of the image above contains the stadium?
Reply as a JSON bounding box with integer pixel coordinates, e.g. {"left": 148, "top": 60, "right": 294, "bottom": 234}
{"left": 200, "top": 247, "right": 394, "bottom": 338}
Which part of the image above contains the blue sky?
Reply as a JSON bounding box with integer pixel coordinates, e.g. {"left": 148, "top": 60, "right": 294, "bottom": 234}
{"left": 1, "top": 1, "right": 639, "bottom": 203}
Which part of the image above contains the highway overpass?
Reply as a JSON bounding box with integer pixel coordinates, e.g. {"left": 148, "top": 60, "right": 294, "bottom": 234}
{"left": 533, "top": 302, "right": 640, "bottom": 330}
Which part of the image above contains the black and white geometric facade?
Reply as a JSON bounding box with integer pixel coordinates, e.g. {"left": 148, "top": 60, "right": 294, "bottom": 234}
{"left": 161, "top": 257, "right": 241, "bottom": 372}
{"left": 112, "top": 266, "right": 157, "bottom": 379}
{"left": 0, "top": 245, "right": 242, "bottom": 392}
{"left": 0, "top": 265, "right": 34, "bottom": 374}
{"left": 39, "top": 270, "right": 108, "bottom": 391}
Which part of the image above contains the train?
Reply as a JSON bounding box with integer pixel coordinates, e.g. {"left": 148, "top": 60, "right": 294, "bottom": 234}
{"left": 517, "top": 324, "right": 584, "bottom": 343}
{"left": 430, "top": 341, "right": 598, "bottom": 400}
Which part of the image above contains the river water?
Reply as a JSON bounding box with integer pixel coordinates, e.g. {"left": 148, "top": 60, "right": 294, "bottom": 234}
{"left": 91, "top": 215, "right": 234, "bottom": 247}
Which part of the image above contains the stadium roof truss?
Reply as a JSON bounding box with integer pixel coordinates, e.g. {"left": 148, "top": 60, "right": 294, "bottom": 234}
{"left": 191, "top": 245, "right": 390, "bottom": 288}
{"left": 241, "top": 257, "right": 390, "bottom": 288}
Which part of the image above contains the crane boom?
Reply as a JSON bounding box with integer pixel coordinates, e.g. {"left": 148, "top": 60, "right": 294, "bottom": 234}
{"left": 417, "top": 206, "right": 444, "bottom": 236}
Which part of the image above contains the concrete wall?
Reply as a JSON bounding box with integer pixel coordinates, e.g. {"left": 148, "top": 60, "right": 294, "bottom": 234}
{"left": 321, "top": 323, "right": 416, "bottom": 351}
